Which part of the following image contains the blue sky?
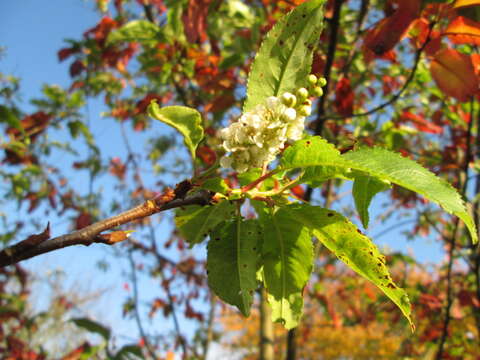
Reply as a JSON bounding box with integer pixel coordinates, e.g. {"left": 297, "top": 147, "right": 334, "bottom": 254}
{"left": 0, "top": 0, "right": 448, "bottom": 356}
{"left": 0, "top": 0, "right": 189, "bottom": 351}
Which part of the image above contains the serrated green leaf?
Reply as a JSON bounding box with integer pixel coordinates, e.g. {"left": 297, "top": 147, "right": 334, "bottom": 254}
{"left": 71, "top": 317, "right": 110, "bottom": 340}
{"left": 244, "top": 0, "right": 326, "bottom": 111}
{"left": 352, "top": 174, "right": 391, "bottom": 229}
{"left": 148, "top": 102, "right": 204, "bottom": 159}
{"left": 175, "top": 201, "right": 236, "bottom": 245}
{"left": 261, "top": 208, "right": 313, "bottom": 329}
{"left": 201, "top": 177, "right": 230, "bottom": 194}
{"left": 281, "top": 137, "right": 477, "bottom": 243}
{"left": 207, "top": 218, "right": 261, "bottom": 316}
{"left": 343, "top": 147, "right": 477, "bottom": 244}
{"left": 107, "top": 20, "right": 163, "bottom": 45}
{"left": 284, "top": 204, "right": 414, "bottom": 330}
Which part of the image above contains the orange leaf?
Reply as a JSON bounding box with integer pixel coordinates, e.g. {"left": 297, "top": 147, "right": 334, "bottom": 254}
{"left": 430, "top": 48, "right": 478, "bottom": 102}
{"left": 444, "top": 16, "right": 480, "bottom": 45}
{"left": 453, "top": 0, "right": 480, "bottom": 9}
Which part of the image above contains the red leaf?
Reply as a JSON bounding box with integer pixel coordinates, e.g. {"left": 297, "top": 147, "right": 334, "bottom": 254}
{"left": 69, "top": 60, "right": 85, "bottom": 77}
{"left": 334, "top": 77, "right": 354, "bottom": 116}
{"left": 83, "top": 16, "right": 118, "bottom": 45}
{"left": 135, "top": 93, "right": 164, "bottom": 115}
{"left": 290, "top": 185, "right": 305, "bottom": 199}
{"left": 109, "top": 157, "right": 127, "bottom": 180}
{"left": 75, "top": 212, "right": 92, "bottom": 230}
{"left": 181, "top": 0, "right": 212, "bottom": 44}
{"left": 61, "top": 342, "right": 91, "bottom": 360}
{"left": 445, "top": 16, "right": 480, "bottom": 45}
{"left": 409, "top": 18, "right": 442, "bottom": 56}
{"left": 430, "top": 48, "right": 478, "bottom": 102}
{"left": 58, "top": 47, "right": 78, "bottom": 62}
{"left": 364, "top": 0, "right": 420, "bottom": 56}
{"left": 196, "top": 146, "right": 216, "bottom": 166}
{"left": 401, "top": 111, "right": 443, "bottom": 134}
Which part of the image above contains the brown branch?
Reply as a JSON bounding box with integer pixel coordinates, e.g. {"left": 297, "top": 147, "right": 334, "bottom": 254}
{"left": 0, "top": 189, "right": 213, "bottom": 267}
{"left": 436, "top": 97, "right": 475, "bottom": 359}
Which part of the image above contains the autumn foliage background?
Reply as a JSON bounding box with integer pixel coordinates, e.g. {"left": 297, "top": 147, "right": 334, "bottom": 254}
{"left": 1, "top": 0, "right": 480, "bottom": 359}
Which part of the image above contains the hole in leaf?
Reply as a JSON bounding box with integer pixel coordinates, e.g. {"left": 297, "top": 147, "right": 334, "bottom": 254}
{"left": 327, "top": 213, "right": 334, "bottom": 217}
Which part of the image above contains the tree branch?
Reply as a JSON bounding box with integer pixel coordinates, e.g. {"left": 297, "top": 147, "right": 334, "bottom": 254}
{"left": 436, "top": 97, "right": 475, "bottom": 359}
{"left": 0, "top": 189, "right": 213, "bottom": 267}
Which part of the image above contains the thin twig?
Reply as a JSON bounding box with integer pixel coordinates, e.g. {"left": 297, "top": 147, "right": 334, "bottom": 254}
{"left": 436, "top": 97, "right": 475, "bottom": 359}
{"left": 128, "top": 251, "right": 158, "bottom": 359}
{"left": 148, "top": 224, "right": 190, "bottom": 359}
{"left": 0, "top": 189, "right": 213, "bottom": 267}
{"left": 320, "top": 21, "right": 435, "bottom": 122}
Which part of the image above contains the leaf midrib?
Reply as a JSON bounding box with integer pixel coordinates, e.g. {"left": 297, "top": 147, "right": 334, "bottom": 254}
{"left": 273, "top": 10, "right": 318, "bottom": 97}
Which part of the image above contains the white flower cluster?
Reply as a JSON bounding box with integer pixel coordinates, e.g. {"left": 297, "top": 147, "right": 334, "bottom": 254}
{"left": 219, "top": 93, "right": 310, "bottom": 173}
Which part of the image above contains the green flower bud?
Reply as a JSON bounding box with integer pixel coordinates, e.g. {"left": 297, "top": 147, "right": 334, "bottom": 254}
{"left": 298, "top": 105, "right": 312, "bottom": 116}
{"left": 312, "top": 86, "right": 323, "bottom": 97}
{"left": 307, "top": 74, "right": 318, "bottom": 86}
{"left": 296, "top": 87, "right": 309, "bottom": 101}
{"left": 318, "top": 77, "right": 327, "bottom": 87}
{"left": 281, "top": 92, "right": 297, "bottom": 108}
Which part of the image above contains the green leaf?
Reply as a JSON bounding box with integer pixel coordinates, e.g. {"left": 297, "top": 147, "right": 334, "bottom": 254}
{"left": 114, "top": 344, "right": 143, "bottom": 360}
{"left": 281, "top": 137, "right": 478, "bottom": 244}
{"left": 71, "top": 317, "right": 110, "bottom": 340}
{"left": 148, "top": 102, "right": 204, "bottom": 159}
{"left": 284, "top": 204, "right": 414, "bottom": 330}
{"left": 201, "top": 177, "right": 230, "bottom": 194}
{"left": 107, "top": 20, "right": 163, "bottom": 45}
{"left": 343, "top": 147, "right": 477, "bottom": 244}
{"left": 281, "top": 136, "right": 346, "bottom": 183}
{"left": 243, "top": 0, "right": 326, "bottom": 111}
{"left": 352, "top": 174, "right": 391, "bottom": 229}
{"left": 207, "top": 218, "right": 261, "bottom": 316}
{"left": 175, "top": 201, "right": 236, "bottom": 245}
{"left": 0, "top": 105, "right": 22, "bottom": 132}
{"left": 261, "top": 207, "right": 313, "bottom": 329}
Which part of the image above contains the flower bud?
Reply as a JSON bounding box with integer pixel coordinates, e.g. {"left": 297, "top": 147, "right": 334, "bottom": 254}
{"left": 307, "top": 74, "right": 318, "bottom": 86}
{"left": 318, "top": 77, "right": 327, "bottom": 87}
{"left": 281, "top": 92, "right": 297, "bottom": 108}
{"left": 298, "top": 105, "right": 312, "bottom": 117}
{"left": 312, "top": 86, "right": 323, "bottom": 97}
{"left": 296, "top": 87, "right": 309, "bottom": 101}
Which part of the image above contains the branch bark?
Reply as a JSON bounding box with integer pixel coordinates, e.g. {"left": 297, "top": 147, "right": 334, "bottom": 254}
{"left": 0, "top": 188, "right": 213, "bottom": 267}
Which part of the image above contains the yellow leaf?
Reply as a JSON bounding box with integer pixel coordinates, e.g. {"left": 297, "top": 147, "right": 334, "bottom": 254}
{"left": 453, "top": 0, "right": 480, "bottom": 9}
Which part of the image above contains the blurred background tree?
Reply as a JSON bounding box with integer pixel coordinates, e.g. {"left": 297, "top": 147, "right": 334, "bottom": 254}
{"left": 1, "top": 0, "right": 480, "bottom": 358}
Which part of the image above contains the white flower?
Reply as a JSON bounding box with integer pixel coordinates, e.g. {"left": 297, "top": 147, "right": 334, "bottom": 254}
{"left": 220, "top": 93, "right": 307, "bottom": 172}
